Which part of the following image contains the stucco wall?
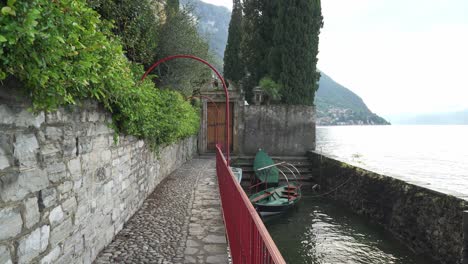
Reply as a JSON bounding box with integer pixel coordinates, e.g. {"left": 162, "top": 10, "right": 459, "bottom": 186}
{"left": 0, "top": 83, "right": 197, "bottom": 264}
{"left": 239, "top": 105, "right": 316, "bottom": 156}
{"left": 308, "top": 151, "right": 467, "bottom": 264}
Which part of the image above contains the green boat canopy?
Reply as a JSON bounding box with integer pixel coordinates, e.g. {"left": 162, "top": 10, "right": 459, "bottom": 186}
{"left": 253, "top": 150, "right": 279, "bottom": 184}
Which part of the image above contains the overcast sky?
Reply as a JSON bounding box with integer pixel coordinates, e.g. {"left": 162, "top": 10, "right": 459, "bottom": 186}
{"left": 202, "top": 0, "right": 468, "bottom": 117}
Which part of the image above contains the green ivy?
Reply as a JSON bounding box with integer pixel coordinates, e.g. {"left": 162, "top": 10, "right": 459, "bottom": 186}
{"left": 0, "top": 0, "right": 199, "bottom": 147}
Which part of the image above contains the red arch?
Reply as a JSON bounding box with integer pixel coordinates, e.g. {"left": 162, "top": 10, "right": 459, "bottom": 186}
{"left": 141, "top": 55, "right": 231, "bottom": 165}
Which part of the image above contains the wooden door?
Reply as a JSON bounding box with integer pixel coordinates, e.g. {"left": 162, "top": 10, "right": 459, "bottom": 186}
{"left": 207, "top": 102, "right": 233, "bottom": 152}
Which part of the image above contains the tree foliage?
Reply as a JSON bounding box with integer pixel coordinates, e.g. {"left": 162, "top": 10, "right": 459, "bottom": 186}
{"left": 155, "top": 3, "right": 213, "bottom": 96}
{"left": 238, "top": 0, "right": 323, "bottom": 105}
{"left": 223, "top": 0, "right": 243, "bottom": 85}
{"left": 270, "top": 0, "right": 323, "bottom": 105}
{"left": 87, "top": 0, "right": 161, "bottom": 66}
{"left": 240, "top": 0, "right": 278, "bottom": 102}
{"left": 0, "top": 0, "right": 199, "bottom": 148}
{"left": 88, "top": 0, "right": 214, "bottom": 97}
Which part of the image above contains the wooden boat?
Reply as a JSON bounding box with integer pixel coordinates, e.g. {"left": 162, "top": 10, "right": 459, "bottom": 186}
{"left": 249, "top": 149, "right": 302, "bottom": 215}
{"left": 250, "top": 183, "right": 301, "bottom": 215}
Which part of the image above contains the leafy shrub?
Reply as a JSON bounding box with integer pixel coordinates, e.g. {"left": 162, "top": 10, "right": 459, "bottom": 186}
{"left": 259, "top": 76, "right": 282, "bottom": 104}
{"left": 113, "top": 65, "right": 200, "bottom": 148}
{"left": 0, "top": 0, "right": 199, "bottom": 147}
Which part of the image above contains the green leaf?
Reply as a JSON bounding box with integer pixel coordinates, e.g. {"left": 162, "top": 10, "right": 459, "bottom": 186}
{"left": 0, "top": 35, "right": 7, "bottom": 43}
{"left": 1, "top": 6, "right": 15, "bottom": 16}
{"left": 1, "top": 6, "right": 11, "bottom": 15}
{"left": 7, "top": 0, "right": 16, "bottom": 7}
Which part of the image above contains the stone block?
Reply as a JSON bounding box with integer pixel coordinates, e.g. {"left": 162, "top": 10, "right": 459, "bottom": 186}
{"left": 62, "top": 197, "right": 77, "bottom": 215}
{"left": 0, "top": 206, "right": 22, "bottom": 240}
{"left": 78, "top": 137, "right": 93, "bottom": 154}
{"left": 100, "top": 150, "right": 112, "bottom": 163}
{"left": 0, "top": 105, "right": 15, "bottom": 125}
{"left": 67, "top": 158, "right": 81, "bottom": 178}
{"left": 0, "top": 245, "right": 12, "bottom": 264}
{"left": 75, "top": 202, "right": 90, "bottom": 224}
{"left": 45, "top": 127, "right": 63, "bottom": 141}
{"left": 16, "top": 109, "right": 45, "bottom": 129}
{"left": 94, "top": 167, "right": 110, "bottom": 182}
{"left": 92, "top": 135, "right": 109, "bottom": 149}
{"left": 40, "top": 245, "right": 61, "bottom": 264}
{"left": 13, "top": 133, "right": 39, "bottom": 169}
{"left": 62, "top": 139, "right": 77, "bottom": 158}
{"left": 0, "top": 169, "right": 48, "bottom": 202}
{"left": 17, "top": 225, "right": 50, "bottom": 264}
{"left": 39, "top": 143, "right": 60, "bottom": 160}
{"left": 24, "top": 196, "right": 40, "bottom": 229}
{"left": 45, "top": 111, "right": 66, "bottom": 124}
{"left": 40, "top": 188, "right": 57, "bottom": 209}
{"left": 0, "top": 147, "right": 11, "bottom": 170}
{"left": 88, "top": 112, "right": 100, "bottom": 122}
{"left": 49, "top": 206, "right": 64, "bottom": 227}
{"left": 50, "top": 218, "right": 72, "bottom": 247}
{"left": 73, "top": 179, "right": 82, "bottom": 191}
{"left": 58, "top": 181, "right": 73, "bottom": 195}
{"left": 47, "top": 162, "right": 67, "bottom": 183}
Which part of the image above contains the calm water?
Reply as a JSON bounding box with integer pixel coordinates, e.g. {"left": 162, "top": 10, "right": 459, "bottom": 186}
{"left": 316, "top": 125, "right": 468, "bottom": 197}
{"left": 266, "top": 125, "right": 467, "bottom": 263}
{"left": 266, "top": 196, "right": 435, "bottom": 264}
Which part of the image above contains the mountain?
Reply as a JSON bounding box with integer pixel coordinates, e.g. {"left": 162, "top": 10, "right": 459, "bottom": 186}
{"left": 186, "top": 2, "right": 389, "bottom": 126}
{"left": 315, "top": 73, "right": 390, "bottom": 125}
{"left": 390, "top": 110, "right": 468, "bottom": 125}
{"left": 181, "top": 0, "right": 230, "bottom": 63}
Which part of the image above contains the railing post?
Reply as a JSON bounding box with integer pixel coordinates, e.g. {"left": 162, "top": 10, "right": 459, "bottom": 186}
{"left": 463, "top": 210, "right": 468, "bottom": 264}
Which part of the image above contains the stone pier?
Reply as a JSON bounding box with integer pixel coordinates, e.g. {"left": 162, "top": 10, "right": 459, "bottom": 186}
{"left": 94, "top": 158, "right": 229, "bottom": 264}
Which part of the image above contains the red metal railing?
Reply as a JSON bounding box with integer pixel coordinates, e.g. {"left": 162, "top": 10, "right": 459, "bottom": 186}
{"left": 215, "top": 145, "right": 286, "bottom": 264}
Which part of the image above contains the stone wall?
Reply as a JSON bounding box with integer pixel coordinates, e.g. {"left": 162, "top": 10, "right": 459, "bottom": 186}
{"left": 308, "top": 151, "right": 467, "bottom": 264}
{"left": 0, "top": 83, "right": 197, "bottom": 263}
{"left": 239, "top": 105, "right": 315, "bottom": 156}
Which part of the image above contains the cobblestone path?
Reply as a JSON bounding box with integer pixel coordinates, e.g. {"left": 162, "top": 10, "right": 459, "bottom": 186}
{"left": 94, "top": 158, "right": 228, "bottom": 264}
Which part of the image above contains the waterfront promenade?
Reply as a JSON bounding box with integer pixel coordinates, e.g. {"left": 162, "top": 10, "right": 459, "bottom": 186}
{"left": 94, "top": 158, "right": 229, "bottom": 264}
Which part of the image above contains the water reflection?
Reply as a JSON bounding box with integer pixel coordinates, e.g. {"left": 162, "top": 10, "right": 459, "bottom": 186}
{"left": 265, "top": 195, "right": 435, "bottom": 264}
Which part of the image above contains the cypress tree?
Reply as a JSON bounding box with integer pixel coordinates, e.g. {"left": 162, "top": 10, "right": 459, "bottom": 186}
{"left": 241, "top": 0, "right": 277, "bottom": 102}
{"left": 223, "top": 0, "right": 243, "bottom": 85}
{"left": 270, "top": 0, "right": 323, "bottom": 105}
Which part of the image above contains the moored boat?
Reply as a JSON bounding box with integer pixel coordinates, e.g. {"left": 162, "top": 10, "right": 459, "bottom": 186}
{"left": 250, "top": 183, "right": 301, "bottom": 215}
{"left": 249, "top": 149, "right": 303, "bottom": 215}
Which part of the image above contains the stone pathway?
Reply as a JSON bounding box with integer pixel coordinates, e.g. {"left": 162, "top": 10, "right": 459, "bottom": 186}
{"left": 94, "top": 158, "right": 228, "bottom": 264}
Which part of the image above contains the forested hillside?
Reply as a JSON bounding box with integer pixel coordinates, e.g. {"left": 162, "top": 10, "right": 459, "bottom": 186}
{"left": 180, "top": 0, "right": 230, "bottom": 67}
{"left": 316, "top": 73, "right": 390, "bottom": 125}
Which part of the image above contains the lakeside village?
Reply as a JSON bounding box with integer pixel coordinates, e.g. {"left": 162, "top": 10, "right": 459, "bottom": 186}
{"left": 0, "top": 1, "right": 466, "bottom": 264}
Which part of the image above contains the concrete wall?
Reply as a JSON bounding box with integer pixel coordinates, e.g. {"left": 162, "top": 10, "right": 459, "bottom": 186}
{"left": 239, "top": 105, "right": 316, "bottom": 156}
{"left": 308, "top": 151, "right": 467, "bottom": 264}
{"left": 0, "top": 83, "right": 197, "bottom": 264}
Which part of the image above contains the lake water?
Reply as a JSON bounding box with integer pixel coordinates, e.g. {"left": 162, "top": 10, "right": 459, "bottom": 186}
{"left": 265, "top": 125, "right": 467, "bottom": 263}
{"left": 316, "top": 125, "right": 468, "bottom": 197}
{"left": 266, "top": 196, "right": 436, "bottom": 264}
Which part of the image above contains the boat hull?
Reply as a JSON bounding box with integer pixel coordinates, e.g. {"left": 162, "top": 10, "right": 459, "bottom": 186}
{"left": 249, "top": 184, "right": 301, "bottom": 214}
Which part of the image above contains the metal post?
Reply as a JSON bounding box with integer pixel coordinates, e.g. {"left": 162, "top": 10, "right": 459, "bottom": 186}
{"left": 463, "top": 210, "right": 468, "bottom": 264}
